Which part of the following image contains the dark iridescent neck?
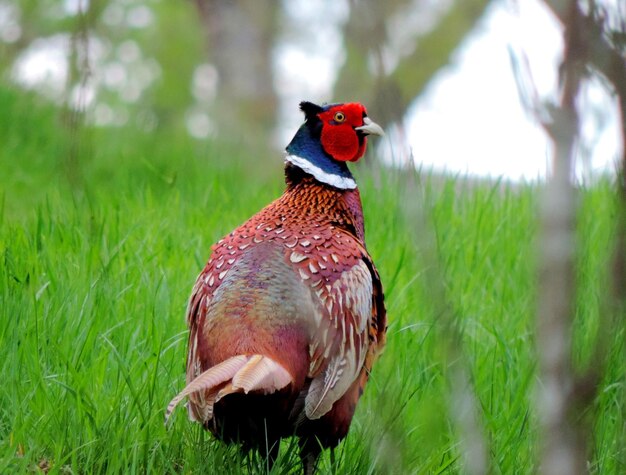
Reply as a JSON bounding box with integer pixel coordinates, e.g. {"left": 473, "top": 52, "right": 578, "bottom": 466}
{"left": 284, "top": 123, "right": 356, "bottom": 190}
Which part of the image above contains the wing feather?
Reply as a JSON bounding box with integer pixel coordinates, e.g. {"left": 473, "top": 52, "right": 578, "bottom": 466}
{"left": 304, "top": 259, "right": 373, "bottom": 419}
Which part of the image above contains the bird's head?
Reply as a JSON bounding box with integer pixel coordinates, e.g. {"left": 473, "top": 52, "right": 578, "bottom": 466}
{"left": 285, "top": 101, "right": 384, "bottom": 190}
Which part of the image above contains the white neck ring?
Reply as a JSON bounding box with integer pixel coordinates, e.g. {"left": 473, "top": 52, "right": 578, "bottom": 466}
{"left": 284, "top": 154, "right": 357, "bottom": 190}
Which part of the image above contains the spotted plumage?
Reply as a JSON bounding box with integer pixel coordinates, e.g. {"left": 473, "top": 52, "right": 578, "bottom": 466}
{"left": 167, "top": 101, "right": 386, "bottom": 474}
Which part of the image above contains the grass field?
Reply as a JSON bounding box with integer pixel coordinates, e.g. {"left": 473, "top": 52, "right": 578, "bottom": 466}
{"left": 1, "top": 87, "right": 624, "bottom": 474}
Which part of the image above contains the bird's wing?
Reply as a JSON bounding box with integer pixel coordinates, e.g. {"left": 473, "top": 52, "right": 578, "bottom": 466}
{"left": 285, "top": 228, "right": 387, "bottom": 420}
{"left": 184, "top": 258, "right": 215, "bottom": 422}
{"left": 184, "top": 233, "right": 243, "bottom": 421}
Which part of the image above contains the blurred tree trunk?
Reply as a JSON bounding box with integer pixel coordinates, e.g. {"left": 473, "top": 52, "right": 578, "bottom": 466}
{"left": 334, "top": 0, "right": 491, "bottom": 127}
{"left": 554, "top": 1, "right": 626, "bottom": 306}
{"left": 63, "top": 0, "right": 98, "bottom": 185}
{"left": 193, "top": 0, "right": 279, "bottom": 144}
{"left": 535, "top": 3, "right": 586, "bottom": 473}
{"left": 535, "top": 1, "right": 626, "bottom": 473}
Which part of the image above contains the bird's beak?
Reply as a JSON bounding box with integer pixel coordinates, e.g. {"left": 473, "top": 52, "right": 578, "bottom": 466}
{"left": 355, "top": 117, "right": 385, "bottom": 137}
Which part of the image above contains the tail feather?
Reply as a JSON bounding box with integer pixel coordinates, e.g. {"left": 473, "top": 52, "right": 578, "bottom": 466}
{"left": 232, "top": 354, "right": 293, "bottom": 393}
{"left": 165, "top": 354, "right": 293, "bottom": 424}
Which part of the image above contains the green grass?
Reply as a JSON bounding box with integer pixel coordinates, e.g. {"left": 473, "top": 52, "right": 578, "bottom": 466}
{"left": 1, "top": 86, "right": 624, "bottom": 473}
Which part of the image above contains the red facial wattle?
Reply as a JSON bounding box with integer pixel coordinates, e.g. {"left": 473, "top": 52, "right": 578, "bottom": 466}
{"left": 319, "top": 103, "right": 369, "bottom": 162}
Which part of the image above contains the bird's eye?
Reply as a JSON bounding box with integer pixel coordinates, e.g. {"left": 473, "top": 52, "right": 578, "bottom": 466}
{"left": 333, "top": 112, "right": 346, "bottom": 123}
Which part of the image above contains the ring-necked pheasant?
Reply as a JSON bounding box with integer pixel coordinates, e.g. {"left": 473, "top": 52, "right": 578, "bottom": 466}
{"left": 166, "top": 101, "right": 387, "bottom": 474}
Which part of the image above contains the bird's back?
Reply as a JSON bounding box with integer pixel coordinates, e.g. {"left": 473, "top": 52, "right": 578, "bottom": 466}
{"left": 201, "top": 241, "right": 314, "bottom": 387}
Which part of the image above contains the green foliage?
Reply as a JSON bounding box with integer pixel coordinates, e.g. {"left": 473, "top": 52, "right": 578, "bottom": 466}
{"left": 1, "top": 88, "right": 624, "bottom": 474}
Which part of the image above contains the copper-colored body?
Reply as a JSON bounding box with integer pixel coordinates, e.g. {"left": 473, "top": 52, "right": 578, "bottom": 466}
{"left": 168, "top": 102, "right": 387, "bottom": 473}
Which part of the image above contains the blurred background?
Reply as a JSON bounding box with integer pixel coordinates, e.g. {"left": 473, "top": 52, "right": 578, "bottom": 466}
{"left": 1, "top": 2, "right": 625, "bottom": 473}
{"left": 1, "top": 0, "right": 622, "bottom": 182}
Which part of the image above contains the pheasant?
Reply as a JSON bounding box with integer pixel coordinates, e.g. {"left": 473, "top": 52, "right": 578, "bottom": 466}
{"left": 166, "top": 101, "right": 387, "bottom": 474}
